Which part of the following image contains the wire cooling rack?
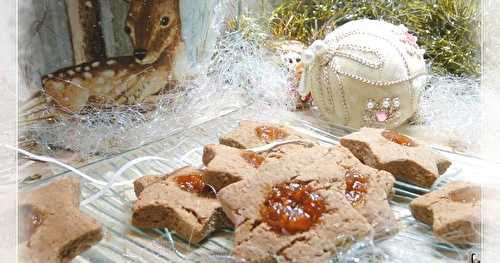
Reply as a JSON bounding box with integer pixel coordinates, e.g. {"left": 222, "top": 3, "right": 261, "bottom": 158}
{"left": 20, "top": 107, "right": 490, "bottom": 262}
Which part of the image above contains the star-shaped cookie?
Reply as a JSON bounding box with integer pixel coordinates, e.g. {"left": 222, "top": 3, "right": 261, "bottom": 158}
{"left": 219, "top": 120, "right": 309, "bottom": 149}
{"left": 132, "top": 167, "right": 231, "bottom": 244}
{"left": 201, "top": 144, "right": 265, "bottom": 190}
{"left": 217, "top": 144, "right": 397, "bottom": 262}
{"left": 410, "top": 181, "right": 480, "bottom": 245}
{"left": 19, "top": 177, "right": 103, "bottom": 263}
{"left": 340, "top": 127, "right": 451, "bottom": 187}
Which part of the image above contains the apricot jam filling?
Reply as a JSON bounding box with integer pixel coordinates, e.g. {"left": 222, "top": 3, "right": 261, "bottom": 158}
{"left": 260, "top": 181, "right": 326, "bottom": 234}
{"left": 241, "top": 151, "right": 265, "bottom": 168}
{"left": 345, "top": 169, "right": 368, "bottom": 206}
{"left": 255, "top": 126, "right": 287, "bottom": 142}
{"left": 175, "top": 173, "right": 215, "bottom": 198}
{"left": 382, "top": 130, "right": 416, "bottom": 147}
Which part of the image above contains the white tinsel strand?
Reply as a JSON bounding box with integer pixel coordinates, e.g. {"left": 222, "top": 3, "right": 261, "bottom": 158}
{"left": 24, "top": 31, "right": 292, "bottom": 156}
{"left": 414, "top": 74, "right": 480, "bottom": 151}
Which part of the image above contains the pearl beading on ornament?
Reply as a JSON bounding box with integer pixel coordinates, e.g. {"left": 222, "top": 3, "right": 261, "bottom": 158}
{"left": 362, "top": 96, "right": 402, "bottom": 126}
{"left": 392, "top": 97, "right": 400, "bottom": 108}
{"left": 309, "top": 30, "right": 416, "bottom": 124}
{"left": 315, "top": 60, "right": 337, "bottom": 121}
{"left": 304, "top": 30, "right": 426, "bottom": 86}
{"left": 396, "top": 25, "right": 425, "bottom": 58}
{"left": 334, "top": 43, "right": 384, "bottom": 70}
{"left": 332, "top": 31, "right": 417, "bottom": 81}
{"left": 302, "top": 20, "right": 427, "bottom": 128}
{"left": 316, "top": 58, "right": 351, "bottom": 124}
{"left": 325, "top": 29, "right": 424, "bottom": 111}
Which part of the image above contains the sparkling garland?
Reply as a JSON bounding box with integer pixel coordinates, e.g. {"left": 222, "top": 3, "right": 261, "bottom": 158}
{"left": 24, "top": 32, "right": 292, "bottom": 156}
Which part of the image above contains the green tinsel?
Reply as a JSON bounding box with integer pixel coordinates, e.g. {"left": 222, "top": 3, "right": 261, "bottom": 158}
{"left": 269, "top": 0, "right": 480, "bottom": 76}
{"left": 227, "top": 15, "right": 271, "bottom": 45}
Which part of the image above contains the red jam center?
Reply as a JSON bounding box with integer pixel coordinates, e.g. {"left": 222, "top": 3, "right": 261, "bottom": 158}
{"left": 382, "top": 130, "right": 416, "bottom": 147}
{"left": 19, "top": 205, "right": 44, "bottom": 243}
{"left": 260, "top": 181, "right": 326, "bottom": 234}
{"left": 241, "top": 151, "right": 265, "bottom": 168}
{"left": 175, "top": 173, "right": 206, "bottom": 193}
{"left": 345, "top": 169, "right": 368, "bottom": 206}
{"left": 175, "top": 173, "right": 216, "bottom": 198}
{"left": 255, "top": 126, "right": 287, "bottom": 142}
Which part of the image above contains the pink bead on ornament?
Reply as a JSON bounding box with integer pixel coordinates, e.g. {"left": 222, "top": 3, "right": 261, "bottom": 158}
{"left": 375, "top": 111, "right": 388, "bottom": 122}
{"left": 403, "top": 32, "right": 417, "bottom": 44}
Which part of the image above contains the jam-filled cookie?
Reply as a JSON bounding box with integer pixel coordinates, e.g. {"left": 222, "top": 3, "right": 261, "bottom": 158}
{"left": 219, "top": 120, "right": 309, "bottom": 149}
{"left": 201, "top": 144, "right": 265, "bottom": 190}
{"left": 132, "top": 167, "right": 231, "bottom": 244}
{"left": 340, "top": 128, "right": 451, "bottom": 187}
{"left": 218, "top": 145, "right": 397, "bottom": 262}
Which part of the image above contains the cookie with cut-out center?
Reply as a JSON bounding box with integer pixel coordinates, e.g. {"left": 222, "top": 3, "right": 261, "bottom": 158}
{"left": 19, "top": 177, "right": 103, "bottom": 263}
{"left": 340, "top": 127, "right": 451, "bottom": 187}
{"left": 410, "top": 181, "right": 480, "bottom": 245}
{"left": 132, "top": 167, "right": 231, "bottom": 244}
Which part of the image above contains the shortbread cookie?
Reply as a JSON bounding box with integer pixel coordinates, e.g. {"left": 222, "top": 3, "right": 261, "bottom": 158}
{"left": 133, "top": 175, "right": 161, "bottom": 196}
{"left": 219, "top": 120, "right": 308, "bottom": 149}
{"left": 219, "top": 144, "right": 397, "bottom": 233}
{"left": 283, "top": 145, "right": 397, "bottom": 235}
{"left": 202, "top": 144, "right": 265, "bottom": 190}
{"left": 410, "top": 181, "right": 480, "bottom": 245}
{"left": 300, "top": 146, "right": 398, "bottom": 235}
{"left": 218, "top": 122, "right": 396, "bottom": 195}
{"left": 132, "top": 167, "right": 231, "bottom": 244}
{"left": 233, "top": 186, "right": 372, "bottom": 263}
{"left": 19, "top": 177, "right": 103, "bottom": 263}
{"left": 340, "top": 128, "right": 451, "bottom": 187}
{"left": 218, "top": 143, "right": 330, "bottom": 225}
{"left": 218, "top": 145, "right": 397, "bottom": 262}
{"left": 335, "top": 145, "right": 395, "bottom": 198}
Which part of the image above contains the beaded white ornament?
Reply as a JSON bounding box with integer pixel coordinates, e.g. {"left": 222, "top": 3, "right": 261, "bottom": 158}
{"left": 300, "top": 19, "right": 427, "bottom": 129}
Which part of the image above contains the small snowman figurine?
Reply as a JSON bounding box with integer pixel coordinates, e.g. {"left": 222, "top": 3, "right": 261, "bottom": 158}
{"left": 300, "top": 19, "right": 427, "bottom": 129}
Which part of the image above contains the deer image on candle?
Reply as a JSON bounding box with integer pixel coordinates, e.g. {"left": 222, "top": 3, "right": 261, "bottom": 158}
{"left": 41, "top": 0, "right": 182, "bottom": 114}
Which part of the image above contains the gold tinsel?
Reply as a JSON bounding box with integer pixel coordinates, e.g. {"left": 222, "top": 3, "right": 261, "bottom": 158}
{"left": 269, "top": 0, "right": 480, "bottom": 76}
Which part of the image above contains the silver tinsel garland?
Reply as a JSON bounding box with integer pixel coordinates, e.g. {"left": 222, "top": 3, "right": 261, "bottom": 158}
{"left": 24, "top": 32, "right": 291, "bottom": 156}
{"left": 410, "top": 74, "right": 480, "bottom": 152}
